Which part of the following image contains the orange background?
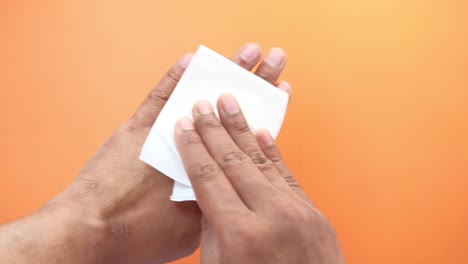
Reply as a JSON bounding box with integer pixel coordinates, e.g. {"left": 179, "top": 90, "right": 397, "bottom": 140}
{"left": 1, "top": 1, "right": 467, "bottom": 263}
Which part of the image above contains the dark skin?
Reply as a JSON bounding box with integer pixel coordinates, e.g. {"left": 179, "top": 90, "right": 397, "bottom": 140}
{"left": 0, "top": 43, "right": 313, "bottom": 264}
{"left": 175, "top": 95, "right": 345, "bottom": 263}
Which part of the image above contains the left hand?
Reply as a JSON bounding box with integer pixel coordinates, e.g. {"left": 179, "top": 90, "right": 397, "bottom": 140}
{"left": 37, "top": 44, "right": 289, "bottom": 264}
{"left": 0, "top": 43, "right": 291, "bottom": 264}
{"left": 52, "top": 44, "right": 291, "bottom": 263}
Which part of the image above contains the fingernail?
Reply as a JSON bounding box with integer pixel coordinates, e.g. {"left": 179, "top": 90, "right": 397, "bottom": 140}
{"left": 177, "top": 117, "right": 194, "bottom": 130}
{"left": 264, "top": 47, "right": 285, "bottom": 67}
{"left": 258, "top": 130, "right": 274, "bottom": 146}
{"left": 220, "top": 94, "right": 239, "bottom": 114}
{"left": 195, "top": 100, "right": 213, "bottom": 114}
{"left": 240, "top": 44, "right": 260, "bottom": 64}
{"left": 277, "top": 81, "right": 291, "bottom": 94}
{"left": 178, "top": 53, "right": 193, "bottom": 69}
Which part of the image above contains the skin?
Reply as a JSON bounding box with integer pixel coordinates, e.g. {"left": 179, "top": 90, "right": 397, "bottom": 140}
{"left": 0, "top": 43, "right": 295, "bottom": 264}
{"left": 175, "top": 95, "right": 346, "bottom": 264}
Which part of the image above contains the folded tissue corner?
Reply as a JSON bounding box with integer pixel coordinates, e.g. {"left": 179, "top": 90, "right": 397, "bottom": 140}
{"left": 139, "top": 45, "right": 289, "bottom": 201}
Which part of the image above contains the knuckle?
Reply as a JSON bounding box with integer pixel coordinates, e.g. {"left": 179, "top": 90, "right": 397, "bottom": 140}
{"left": 223, "top": 213, "right": 265, "bottom": 253}
{"left": 126, "top": 111, "right": 153, "bottom": 130}
{"left": 225, "top": 213, "right": 247, "bottom": 228}
{"left": 120, "top": 120, "right": 139, "bottom": 134}
{"left": 246, "top": 149, "right": 269, "bottom": 165}
{"left": 197, "top": 115, "right": 223, "bottom": 131}
{"left": 281, "top": 206, "right": 309, "bottom": 222}
{"left": 256, "top": 67, "right": 276, "bottom": 82}
{"left": 235, "top": 226, "right": 261, "bottom": 247}
{"left": 228, "top": 118, "right": 251, "bottom": 134}
{"left": 266, "top": 147, "right": 282, "bottom": 162}
{"left": 147, "top": 88, "right": 170, "bottom": 106}
{"left": 117, "top": 121, "right": 143, "bottom": 136}
{"left": 257, "top": 162, "right": 277, "bottom": 173}
{"left": 220, "top": 151, "right": 249, "bottom": 168}
{"left": 180, "top": 131, "right": 202, "bottom": 146}
{"left": 100, "top": 124, "right": 131, "bottom": 149}
{"left": 192, "top": 164, "right": 219, "bottom": 182}
{"left": 312, "top": 212, "right": 338, "bottom": 243}
{"left": 165, "top": 67, "right": 182, "bottom": 85}
{"left": 276, "top": 163, "right": 292, "bottom": 177}
{"left": 283, "top": 173, "right": 298, "bottom": 185}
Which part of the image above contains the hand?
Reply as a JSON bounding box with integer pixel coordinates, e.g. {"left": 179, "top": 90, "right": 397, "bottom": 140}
{"left": 10, "top": 44, "right": 290, "bottom": 264}
{"left": 175, "top": 95, "right": 345, "bottom": 264}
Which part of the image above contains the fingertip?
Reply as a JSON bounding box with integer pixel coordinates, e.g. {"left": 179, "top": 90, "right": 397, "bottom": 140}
{"left": 178, "top": 53, "right": 194, "bottom": 69}
{"left": 239, "top": 43, "right": 262, "bottom": 65}
{"left": 176, "top": 117, "right": 195, "bottom": 133}
{"left": 264, "top": 47, "right": 286, "bottom": 68}
{"left": 256, "top": 129, "right": 275, "bottom": 147}
{"left": 193, "top": 100, "right": 214, "bottom": 116}
{"left": 218, "top": 93, "right": 240, "bottom": 115}
{"left": 276, "top": 81, "right": 292, "bottom": 94}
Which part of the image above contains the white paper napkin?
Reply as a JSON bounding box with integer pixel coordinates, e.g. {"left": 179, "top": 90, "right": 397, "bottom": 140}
{"left": 139, "top": 45, "right": 289, "bottom": 201}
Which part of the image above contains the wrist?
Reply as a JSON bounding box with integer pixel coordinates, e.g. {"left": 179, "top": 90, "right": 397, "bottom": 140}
{"left": 38, "top": 200, "right": 111, "bottom": 263}
{"left": 51, "top": 181, "right": 161, "bottom": 264}
{"left": 0, "top": 198, "right": 111, "bottom": 264}
{"left": 53, "top": 170, "right": 200, "bottom": 263}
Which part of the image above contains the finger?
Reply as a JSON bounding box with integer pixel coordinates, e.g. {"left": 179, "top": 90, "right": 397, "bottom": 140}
{"left": 255, "top": 47, "right": 286, "bottom": 84}
{"left": 256, "top": 129, "right": 311, "bottom": 202}
{"left": 192, "top": 101, "right": 276, "bottom": 208}
{"left": 276, "top": 80, "right": 292, "bottom": 95}
{"left": 217, "top": 94, "right": 295, "bottom": 195}
{"left": 131, "top": 53, "right": 193, "bottom": 128}
{"left": 231, "top": 43, "right": 262, "bottom": 70}
{"left": 175, "top": 117, "right": 248, "bottom": 223}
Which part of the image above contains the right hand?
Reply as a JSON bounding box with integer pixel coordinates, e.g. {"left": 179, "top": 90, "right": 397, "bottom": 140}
{"left": 175, "top": 94, "right": 345, "bottom": 263}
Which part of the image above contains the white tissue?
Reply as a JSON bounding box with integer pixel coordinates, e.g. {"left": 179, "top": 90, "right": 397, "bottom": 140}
{"left": 139, "top": 45, "right": 289, "bottom": 201}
